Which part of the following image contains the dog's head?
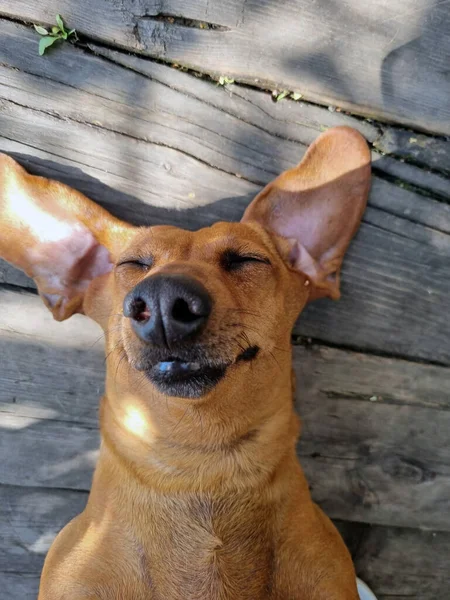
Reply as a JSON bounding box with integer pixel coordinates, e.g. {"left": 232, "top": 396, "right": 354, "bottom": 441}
{"left": 0, "top": 128, "right": 370, "bottom": 404}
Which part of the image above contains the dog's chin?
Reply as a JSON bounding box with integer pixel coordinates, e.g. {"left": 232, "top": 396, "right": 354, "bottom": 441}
{"left": 146, "top": 359, "right": 229, "bottom": 398}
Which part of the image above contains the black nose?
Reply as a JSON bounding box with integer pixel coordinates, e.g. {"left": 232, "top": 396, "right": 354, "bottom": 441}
{"left": 123, "top": 274, "right": 212, "bottom": 346}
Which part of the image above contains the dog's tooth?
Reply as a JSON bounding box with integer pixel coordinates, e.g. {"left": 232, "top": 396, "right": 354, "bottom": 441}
{"left": 178, "top": 362, "right": 199, "bottom": 372}
{"left": 159, "top": 362, "right": 174, "bottom": 372}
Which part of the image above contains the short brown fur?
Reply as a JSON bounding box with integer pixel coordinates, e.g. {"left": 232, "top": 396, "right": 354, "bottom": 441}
{"left": 0, "top": 127, "right": 371, "bottom": 599}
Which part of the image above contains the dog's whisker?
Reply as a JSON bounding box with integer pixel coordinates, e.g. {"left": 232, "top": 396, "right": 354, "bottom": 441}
{"left": 88, "top": 323, "right": 124, "bottom": 351}
{"left": 273, "top": 345, "right": 291, "bottom": 353}
{"left": 113, "top": 349, "right": 128, "bottom": 391}
{"left": 220, "top": 307, "right": 263, "bottom": 318}
{"left": 268, "top": 350, "right": 282, "bottom": 372}
{"left": 104, "top": 341, "right": 125, "bottom": 364}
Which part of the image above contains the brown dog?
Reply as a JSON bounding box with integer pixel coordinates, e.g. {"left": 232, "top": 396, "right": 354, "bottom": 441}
{"left": 0, "top": 126, "right": 371, "bottom": 600}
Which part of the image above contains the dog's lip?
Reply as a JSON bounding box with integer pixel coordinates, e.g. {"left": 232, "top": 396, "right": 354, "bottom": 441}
{"left": 132, "top": 344, "right": 260, "bottom": 375}
{"left": 129, "top": 345, "right": 260, "bottom": 397}
{"left": 139, "top": 355, "right": 230, "bottom": 378}
{"left": 146, "top": 358, "right": 230, "bottom": 389}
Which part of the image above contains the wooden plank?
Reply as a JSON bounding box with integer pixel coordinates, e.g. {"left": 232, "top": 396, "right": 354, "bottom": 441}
{"left": 0, "top": 573, "right": 41, "bottom": 599}
{"left": 0, "top": 484, "right": 88, "bottom": 575}
{"left": 1, "top": 23, "right": 450, "bottom": 363}
{"left": 354, "top": 525, "right": 450, "bottom": 599}
{"left": 1, "top": 287, "right": 450, "bottom": 530}
{"left": 0, "top": 291, "right": 103, "bottom": 425}
{"left": 0, "top": 413, "right": 98, "bottom": 490}
{"left": 1, "top": 482, "right": 450, "bottom": 600}
{"left": 372, "top": 155, "right": 450, "bottom": 203}
{"left": 375, "top": 127, "right": 450, "bottom": 176}
{"left": 2, "top": 0, "right": 450, "bottom": 136}
{"left": 295, "top": 344, "right": 450, "bottom": 411}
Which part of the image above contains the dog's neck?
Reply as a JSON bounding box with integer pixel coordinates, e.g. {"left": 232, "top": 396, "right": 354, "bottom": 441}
{"left": 97, "top": 351, "right": 300, "bottom": 496}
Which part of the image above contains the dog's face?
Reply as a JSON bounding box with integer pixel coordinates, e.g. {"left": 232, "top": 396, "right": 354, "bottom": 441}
{"left": 91, "top": 221, "right": 307, "bottom": 399}
{"left": 0, "top": 127, "right": 371, "bottom": 408}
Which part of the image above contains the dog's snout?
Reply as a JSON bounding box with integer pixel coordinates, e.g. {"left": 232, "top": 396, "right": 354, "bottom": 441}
{"left": 124, "top": 274, "right": 212, "bottom": 346}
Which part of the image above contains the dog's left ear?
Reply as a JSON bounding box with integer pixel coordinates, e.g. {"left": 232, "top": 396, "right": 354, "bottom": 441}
{"left": 0, "top": 154, "right": 135, "bottom": 320}
{"left": 242, "top": 127, "right": 371, "bottom": 301}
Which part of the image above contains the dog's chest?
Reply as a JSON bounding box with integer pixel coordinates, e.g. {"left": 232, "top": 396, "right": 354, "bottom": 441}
{"left": 141, "top": 494, "right": 274, "bottom": 600}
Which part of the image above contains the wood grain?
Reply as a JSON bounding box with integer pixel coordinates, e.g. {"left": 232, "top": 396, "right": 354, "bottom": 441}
{"left": 354, "top": 524, "right": 450, "bottom": 599}
{"left": 2, "top": 0, "right": 450, "bottom": 135}
{"left": 0, "top": 573, "right": 42, "bottom": 600}
{"left": 0, "top": 485, "right": 88, "bottom": 575}
{"left": 0, "top": 5, "right": 448, "bottom": 597}
{"left": 1, "top": 21, "right": 450, "bottom": 364}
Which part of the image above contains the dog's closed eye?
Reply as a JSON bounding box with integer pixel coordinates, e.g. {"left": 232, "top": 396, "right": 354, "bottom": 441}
{"left": 220, "top": 250, "right": 271, "bottom": 272}
{"left": 117, "top": 257, "right": 153, "bottom": 271}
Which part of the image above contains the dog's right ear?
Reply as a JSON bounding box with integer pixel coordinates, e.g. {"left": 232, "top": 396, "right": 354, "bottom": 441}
{"left": 242, "top": 127, "right": 371, "bottom": 301}
{"left": 0, "top": 154, "right": 135, "bottom": 321}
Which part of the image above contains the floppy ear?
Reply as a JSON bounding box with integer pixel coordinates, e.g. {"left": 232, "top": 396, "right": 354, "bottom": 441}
{"left": 0, "top": 154, "right": 134, "bottom": 320}
{"left": 242, "top": 126, "right": 371, "bottom": 301}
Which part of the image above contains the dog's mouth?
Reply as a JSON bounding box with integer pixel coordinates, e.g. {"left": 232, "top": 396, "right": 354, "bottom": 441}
{"left": 131, "top": 345, "right": 260, "bottom": 399}
{"left": 147, "top": 358, "right": 229, "bottom": 398}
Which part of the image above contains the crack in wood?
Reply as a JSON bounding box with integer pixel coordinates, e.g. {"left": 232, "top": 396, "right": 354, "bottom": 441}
{"left": 363, "top": 220, "right": 431, "bottom": 246}
{"left": 138, "top": 13, "right": 230, "bottom": 31}
{"left": 3, "top": 95, "right": 259, "bottom": 184}
{"left": 373, "top": 166, "right": 450, "bottom": 205}
{"left": 0, "top": 481, "right": 90, "bottom": 494}
{"left": 292, "top": 335, "right": 450, "bottom": 368}
{"left": 365, "top": 203, "right": 450, "bottom": 239}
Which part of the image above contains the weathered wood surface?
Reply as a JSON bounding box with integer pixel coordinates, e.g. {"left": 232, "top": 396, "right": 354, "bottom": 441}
{"left": 1, "top": 287, "right": 449, "bottom": 532}
{"left": 1, "top": 574, "right": 41, "bottom": 600}
{"left": 1, "top": 484, "right": 449, "bottom": 599}
{"left": 0, "top": 485, "right": 88, "bottom": 575}
{"left": 1, "top": 21, "right": 450, "bottom": 365}
{"left": 1, "top": 6, "right": 450, "bottom": 597}
{"left": 2, "top": 1, "right": 450, "bottom": 136}
{"left": 354, "top": 524, "right": 450, "bottom": 599}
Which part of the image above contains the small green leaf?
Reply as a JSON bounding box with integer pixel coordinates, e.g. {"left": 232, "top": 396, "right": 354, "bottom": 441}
{"left": 61, "top": 30, "right": 68, "bottom": 40}
{"left": 56, "top": 14, "right": 66, "bottom": 33}
{"left": 39, "top": 36, "right": 59, "bottom": 56}
{"left": 51, "top": 26, "right": 60, "bottom": 35}
{"left": 276, "top": 90, "right": 289, "bottom": 102}
{"left": 290, "top": 92, "right": 302, "bottom": 101}
{"left": 34, "top": 24, "right": 49, "bottom": 35}
{"left": 218, "top": 75, "right": 234, "bottom": 86}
